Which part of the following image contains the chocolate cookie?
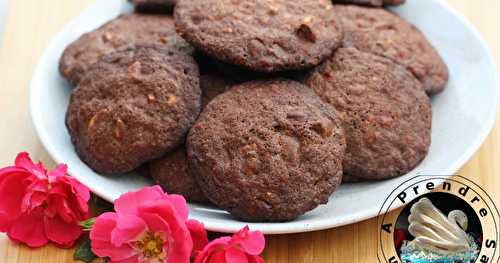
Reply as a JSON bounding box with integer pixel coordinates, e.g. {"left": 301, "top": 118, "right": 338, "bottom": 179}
{"left": 150, "top": 147, "right": 207, "bottom": 202}
{"left": 333, "top": 0, "right": 405, "bottom": 7}
{"left": 129, "top": 0, "right": 177, "bottom": 13}
{"left": 60, "top": 14, "right": 193, "bottom": 85}
{"left": 66, "top": 46, "right": 201, "bottom": 174}
{"left": 187, "top": 79, "right": 345, "bottom": 221}
{"left": 305, "top": 47, "right": 431, "bottom": 180}
{"left": 175, "top": 0, "right": 343, "bottom": 72}
{"left": 149, "top": 74, "right": 233, "bottom": 202}
{"left": 335, "top": 5, "right": 448, "bottom": 95}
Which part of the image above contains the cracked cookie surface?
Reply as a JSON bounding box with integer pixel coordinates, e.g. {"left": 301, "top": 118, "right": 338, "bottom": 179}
{"left": 66, "top": 46, "right": 200, "bottom": 174}
{"left": 60, "top": 13, "right": 193, "bottom": 85}
{"left": 305, "top": 48, "right": 431, "bottom": 180}
{"left": 187, "top": 79, "right": 345, "bottom": 221}
{"left": 174, "top": 0, "right": 343, "bottom": 72}
{"left": 335, "top": 5, "right": 448, "bottom": 95}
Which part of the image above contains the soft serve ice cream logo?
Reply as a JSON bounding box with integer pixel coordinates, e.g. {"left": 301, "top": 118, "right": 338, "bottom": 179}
{"left": 377, "top": 175, "right": 499, "bottom": 263}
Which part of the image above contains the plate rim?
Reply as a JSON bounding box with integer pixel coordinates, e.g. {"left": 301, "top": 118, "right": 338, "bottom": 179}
{"left": 29, "top": 0, "right": 499, "bottom": 234}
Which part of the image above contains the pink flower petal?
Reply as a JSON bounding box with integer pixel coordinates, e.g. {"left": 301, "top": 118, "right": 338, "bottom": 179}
{"left": 195, "top": 226, "right": 266, "bottom": 263}
{"left": 225, "top": 247, "right": 249, "bottom": 263}
{"left": 0, "top": 212, "right": 9, "bottom": 232}
{"left": 14, "top": 152, "right": 46, "bottom": 179}
{"left": 46, "top": 195, "right": 74, "bottom": 222}
{"left": 90, "top": 213, "right": 138, "bottom": 261}
{"left": 114, "top": 186, "right": 165, "bottom": 216}
{"left": 0, "top": 169, "right": 31, "bottom": 230}
{"left": 167, "top": 236, "right": 192, "bottom": 261}
{"left": 47, "top": 182, "right": 68, "bottom": 197}
{"left": 92, "top": 240, "right": 137, "bottom": 262}
{"left": 240, "top": 231, "right": 265, "bottom": 256}
{"left": 90, "top": 212, "right": 118, "bottom": 242}
{"left": 44, "top": 215, "right": 82, "bottom": 248}
{"left": 139, "top": 212, "right": 171, "bottom": 234}
{"left": 109, "top": 255, "right": 139, "bottom": 263}
{"left": 167, "top": 194, "right": 189, "bottom": 221}
{"left": 63, "top": 176, "right": 90, "bottom": 212}
{"left": 28, "top": 191, "right": 48, "bottom": 210}
{"left": 47, "top": 164, "right": 67, "bottom": 182}
{"left": 50, "top": 177, "right": 89, "bottom": 220}
{"left": 20, "top": 180, "right": 48, "bottom": 214}
{"left": 7, "top": 209, "right": 48, "bottom": 248}
{"left": 194, "top": 237, "right": 231, "bottom": 263}
{"left": 232, "top": 227, "right": 265, "bottom": 255}
{"left": 187, "top": 219, "right": 208, "bottom": 256}
{"left": 207, "top": 250, "right": 227, "bottom": 263}
{"left": 110, "top": 215, "right": 147, "bottom": 246}
{"left": 137, "top": 203, "right": 192, "bottom": 263}
{"left": 27, "top": 179, "right": 49, "bottom": 192}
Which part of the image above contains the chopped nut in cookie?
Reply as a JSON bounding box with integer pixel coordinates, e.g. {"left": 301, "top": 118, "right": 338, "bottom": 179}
{"left": 296, "top": 24, "right": 316, "bottom": 43}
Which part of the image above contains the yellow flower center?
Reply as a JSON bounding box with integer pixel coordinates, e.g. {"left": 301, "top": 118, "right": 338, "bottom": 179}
{"left": 133, "top": 231, "right": 165, "bottom": 262}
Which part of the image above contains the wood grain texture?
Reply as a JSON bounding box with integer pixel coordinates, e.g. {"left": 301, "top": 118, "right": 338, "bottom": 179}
{"left": 0, "top": 0, "right": 499, "bottom": 262}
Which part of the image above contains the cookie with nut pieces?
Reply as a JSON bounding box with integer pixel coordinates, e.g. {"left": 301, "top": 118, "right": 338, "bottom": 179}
{"left": 304, "top": 47, "right": 432, "bottom": 180}
{"left": 66, "top": 46, "right": 201, "bottom": 174}
{"left": 187, "top": 79, "right": 346, "bottom": 221}
{"left": 59, "top": 13, "right": 193, "bottom": 85}
{"left": 335, "top": 5, "right": 448, "bottom": 95}
{"left": 174, "top": 0, "right": 343, "bottom": 72}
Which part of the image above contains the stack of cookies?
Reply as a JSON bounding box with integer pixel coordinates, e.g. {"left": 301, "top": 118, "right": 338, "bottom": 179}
{"left": 61, "top": 0, "right": 448, "bottom": 222}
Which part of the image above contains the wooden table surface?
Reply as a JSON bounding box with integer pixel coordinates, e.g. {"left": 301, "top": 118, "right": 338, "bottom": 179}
{"left": 0, "top": 0, "right": 499, "bottom": 262}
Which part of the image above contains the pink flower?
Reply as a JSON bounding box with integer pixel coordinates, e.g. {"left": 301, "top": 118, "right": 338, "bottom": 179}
{"left": 194, "top": 226, "right": 266, "bottom": 263}
{"left": 90, "top": 186, "right": 208, "bottom": 263}
{"left": 0, "top": 152, "right": 90, "bottom": 248}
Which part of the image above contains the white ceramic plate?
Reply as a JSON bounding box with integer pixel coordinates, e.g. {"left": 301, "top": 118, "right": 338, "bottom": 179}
{"left": 30, "top": 0, "right": 498, "bottom": 234}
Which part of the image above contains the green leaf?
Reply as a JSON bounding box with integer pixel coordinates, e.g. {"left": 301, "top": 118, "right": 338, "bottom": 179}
{"left": 74, "top": 238, "right": 97, "bottom": 263}
{"left": 79, "top": 217, "right": 96, "bottom": 231}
